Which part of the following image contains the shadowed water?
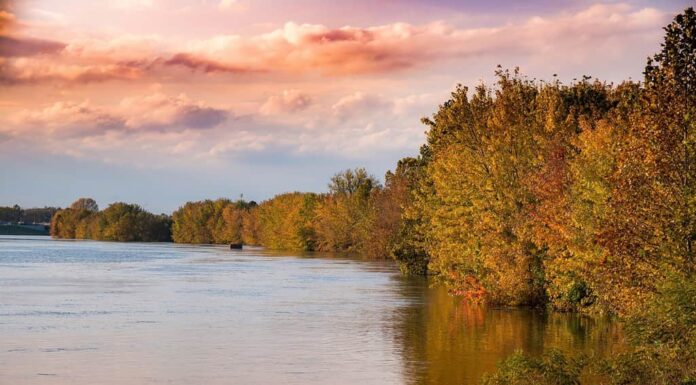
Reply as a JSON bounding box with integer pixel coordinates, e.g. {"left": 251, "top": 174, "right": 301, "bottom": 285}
{"left": 0, "top": 236, "right": 622, "bottom": 384}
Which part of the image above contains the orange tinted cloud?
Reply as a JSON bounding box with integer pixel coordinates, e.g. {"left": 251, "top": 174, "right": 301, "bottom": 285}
{"left": 172, "top": 4, "right": 666, "bottom": 75}
{"left": 179, "top": 22, "right": 439, "bottom": 75}
{"left": 164, "top": 53, "right": 255, "bottom": 74}
{"left": 0, "top": 35, "right": 65, "bottom": 57}
{"left": 0, "top": 32, "right": 159, "bottom": 84}
{"left": 0, "top": 3, "right": 668, "bottom": 85}
{"left": 0, "top": 58, "right": 145, "bottom": 84}
{"left": 260, "top": 89, "right": 312, "bottom": 115}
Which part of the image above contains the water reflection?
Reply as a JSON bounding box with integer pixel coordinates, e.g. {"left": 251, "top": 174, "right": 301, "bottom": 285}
{"left": 393, "top": 277, "right": 624, "bottom": 384}
{"left": 0, "top": 236, "right": 623, "bottom": 385}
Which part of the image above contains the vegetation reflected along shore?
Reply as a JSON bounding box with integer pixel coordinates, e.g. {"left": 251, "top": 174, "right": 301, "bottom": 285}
{"left": 394, "top": 280, "right": 623, "bottom": 385}
{"left": 48, "top": 8, "right": 695, "bottom": 384}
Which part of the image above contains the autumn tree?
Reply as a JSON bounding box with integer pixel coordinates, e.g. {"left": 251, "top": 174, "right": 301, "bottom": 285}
{"left": 252, "top": 192, "right": 319, "bottom": 251}
{"left": 70, "top": 197, "right": 99, "bottom": 212}
{"left": 51, "top": 199, "right": 170, "bottom": 242}
{"left": 314, "top": 168, "right": 379, "bottom": 252}
{"left": 361, "top": 159, "right": 418, "bottom": 259}
{"left": 390, "top": 157, "right": 430, "bottom": 274}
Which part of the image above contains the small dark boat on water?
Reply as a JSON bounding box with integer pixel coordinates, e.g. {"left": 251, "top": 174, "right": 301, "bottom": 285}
{"left": 229, "top": 243, "right": 243, "bottom": 249}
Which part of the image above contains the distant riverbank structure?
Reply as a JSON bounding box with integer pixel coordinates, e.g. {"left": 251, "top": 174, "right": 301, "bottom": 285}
{"left": 0, "top": 222, "right": 50, "bottom": 236}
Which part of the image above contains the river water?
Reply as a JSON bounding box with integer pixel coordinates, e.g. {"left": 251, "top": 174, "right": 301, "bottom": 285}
{"left": 0, "top": 236, "right": 622, "bottom": 384}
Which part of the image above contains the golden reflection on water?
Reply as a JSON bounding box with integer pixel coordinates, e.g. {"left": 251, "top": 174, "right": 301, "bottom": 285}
{"left": 0, "top": 237, "right": 624, "bottom": 385}
{"left": 393, "top": 278, "right": 624, "bottom": 385}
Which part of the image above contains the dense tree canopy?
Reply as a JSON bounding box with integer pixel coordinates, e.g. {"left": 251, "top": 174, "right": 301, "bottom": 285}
{"left": 51, "top": 199, "right": 171, "bottom": 242}
{"left": 171, "top": 198, "right": 256, "bottom": 245}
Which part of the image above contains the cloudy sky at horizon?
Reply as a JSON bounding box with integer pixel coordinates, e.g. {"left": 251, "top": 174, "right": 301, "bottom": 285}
{"left": 1, "top": 0, "right": 691, "bottom": 213}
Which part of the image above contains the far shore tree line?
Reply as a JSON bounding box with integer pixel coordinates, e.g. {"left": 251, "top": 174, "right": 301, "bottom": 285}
{"left": 0, "top": 205, "right": 58, "bottom": 224}
{"left": 48, "top": 8, "right": 695, "bottom": 384}
{"left": 50, "top": 166, "right": 404, "bottom": 255}
{"left": 51, "top": 198, "right": 172, "bottom": 242}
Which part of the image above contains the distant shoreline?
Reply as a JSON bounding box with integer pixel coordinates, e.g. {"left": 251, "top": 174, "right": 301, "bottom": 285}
{"left": 0, "top": 224, "right": 50, "bottom": 236}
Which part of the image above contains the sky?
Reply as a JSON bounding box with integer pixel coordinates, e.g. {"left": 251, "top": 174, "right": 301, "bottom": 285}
{"left": 0, "top": 0, "right": 692, "bottom": 213}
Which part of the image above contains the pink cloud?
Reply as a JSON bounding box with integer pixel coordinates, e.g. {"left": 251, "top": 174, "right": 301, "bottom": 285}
{"left": 0, "top": 33, "right": 160, "bottom": 84}
{"left": 331, "top": 92, "right": 390, "bottom": 120}
{"left": 0, "top": 35, "right": 65, "bottom": 57}
{"left": 0, "top": 58, "right": 145, "bottom": 84}
{"left": 176, "top": 4, "right": 666, "bottom": 76}
{"left": 8, "top": 92, "right": 228, "bottom": 137}
{"left": 164, "top": 53, "right": 255, "bottom": 74}
{"left": 260, "top": 89, "right": 312, "bottom": 115}
{"left": 0, "top": 3, "right": 668, "bottom": 85}
{"left": 117, "top": 93, "right": 228, "bottom": 130}
{"left": 11, "top": 100, "right": 125, "bottom": 137}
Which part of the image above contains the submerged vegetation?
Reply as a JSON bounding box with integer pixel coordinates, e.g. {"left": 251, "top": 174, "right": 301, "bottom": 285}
{"left": 48, "top": 7, "right": 695, "bottom": 384}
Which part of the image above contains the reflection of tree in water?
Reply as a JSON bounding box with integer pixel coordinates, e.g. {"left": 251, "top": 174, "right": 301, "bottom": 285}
{"left": 391, "top": 277, "right": 624, "bottom": 385}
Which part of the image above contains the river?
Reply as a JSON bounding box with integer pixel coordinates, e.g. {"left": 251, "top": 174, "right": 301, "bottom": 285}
{"left": 0, "top": 236, "right": 622, "bottom": 384}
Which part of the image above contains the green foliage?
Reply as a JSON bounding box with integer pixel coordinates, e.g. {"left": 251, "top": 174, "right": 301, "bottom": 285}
{"left": 481, "top": 350, "right": 586, "bottom": 385}
{"left": 599, "top": 274, "right": 696, "bottom": 385}
{"left": 164, "top": 167, "right": 407, "bottom": 258}
{"left": 252, "top": 192, "right": 319, "bottom": 251}
{"left": 51, "top": 198, "right": 170, "bottom": 242}
{"left": 314, "top": 168, "right": 380, "bottom": 253}
{"left": 390, "top": 157, "right": 430, "bottom": 274}
{"left": 486, "top": 273, "right": 696, "bottom": 385}
{"left": 328, "top": 167, "right": 378, "bottom": 198}
{"left": 171, "top": 198, "right": 255, "bottom": 244}
{"left": 387, "top": 7, "right": 696, "bottom": 313}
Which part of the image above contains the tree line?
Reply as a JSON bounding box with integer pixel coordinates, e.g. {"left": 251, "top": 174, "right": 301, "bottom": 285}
{"left": 49, "top": 165, "right": 402, "bottom": 251}
{"left": 0, "top": 205, "right": 58, "bottom": 223}
{"left": 166, "top": 166, "right": 411, "bottom": 259}
{"left": 51, "top": 198, "right": 172, "bottom": 242}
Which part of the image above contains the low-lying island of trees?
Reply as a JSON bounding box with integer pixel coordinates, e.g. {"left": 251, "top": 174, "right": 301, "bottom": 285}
{"left": 49, "top": 8, "right": 695, "bottom": 385}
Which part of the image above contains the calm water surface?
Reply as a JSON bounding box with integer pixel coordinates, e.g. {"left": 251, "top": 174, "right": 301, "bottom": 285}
{"left": 0, "top": 236, "right": 622, "bottom": 385}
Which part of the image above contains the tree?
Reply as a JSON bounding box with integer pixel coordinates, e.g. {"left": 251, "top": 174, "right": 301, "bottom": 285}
{"left": 315, "top": 168, "right": 380, "bottom": 253}
{"left": 70, "top": 198, "right": 99, "bottom": 213}
{"left": 328, "top": 168, "right": 379, "bottom": 198}
{"left": 644, "top": 6, "right": 696, "bottom": 272}
{"left": 389, "top": 157, "right": 430, "bottom": 274}
{"left": 21, "top": 207, "right": 59, "bottom": 223}
{"left": 51, "top": 200, "right": 170, "bottom": 242}
{"left": 253, "top": 192, "right": 319, "bottom": 251}
{"left": 361, "top": 160, "right": 417, "bottom": 259}
{"left": 0, "top": 204, "right": 22, "bottom": 222}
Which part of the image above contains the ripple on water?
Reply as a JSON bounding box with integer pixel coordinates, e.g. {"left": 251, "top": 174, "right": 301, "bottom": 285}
{"left": 0, "top": 235, "right": 622, "bottom": 385}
